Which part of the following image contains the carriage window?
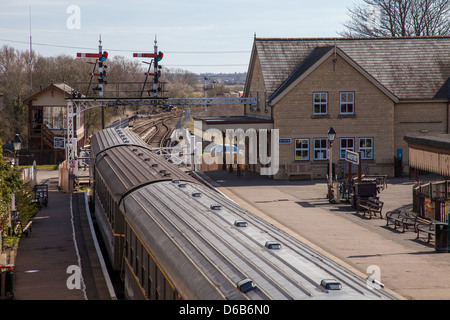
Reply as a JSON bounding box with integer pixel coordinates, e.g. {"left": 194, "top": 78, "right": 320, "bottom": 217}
{"left": 165, "top": 279, "right": 174, "bottom": 299}
{"left": 149, "top": 256, "right": 156, "bottom": 299}
{"left": 124, "top": 224, "right": 130, "bottom": 260}
{"left": 140, "top": 246, "right": 145, "bottom": 286}
{"left": 156, "top": 269, "right": 163, "bottom": 300}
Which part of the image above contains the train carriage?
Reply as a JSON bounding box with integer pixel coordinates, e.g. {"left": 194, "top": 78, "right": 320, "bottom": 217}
{"left": 90, "top": 127, "right": 400, "bottom": 300}
{"left": 90, "top": 127, "right": 196, "bottom": 271}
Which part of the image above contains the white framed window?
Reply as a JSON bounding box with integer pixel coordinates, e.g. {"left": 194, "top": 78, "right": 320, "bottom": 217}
{"left": 295, "top": 139, "right": 309, "bottom": 160}
{"left": 340, "top": 92, "right": 355, "bottom": 114}
{"left": 340, "top": 138, "right": 355, "bottom": 159}
{"left": 44, "top": 106, "right": 67, "bottom": 129}
{"left": 313, "top": 138, "right": 328, "bottom": 160}
{"left": 313, "top": 92, "right": 328, "bottom": 115}
{"left": 359, "top": 138, "right": 373, "bottom": 159}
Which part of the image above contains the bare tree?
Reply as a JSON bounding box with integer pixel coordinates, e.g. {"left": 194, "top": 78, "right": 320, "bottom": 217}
{"left": 164, "top": 68, "right": 200, "bottom": 99}
{"left": 0, "top": 46, "right": 33, "bottom": 141}
{"left": 340, "top": 0, "right": 450, "bottom": 37}
{"left": 165, "top": 68, "right": 199, "bottom": 88}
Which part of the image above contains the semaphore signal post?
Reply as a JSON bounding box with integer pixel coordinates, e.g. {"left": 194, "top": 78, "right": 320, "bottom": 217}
{"left": 133, "top": 36, "right": 164, "bottom": 98}
{"left": 66, "top": 37, "right": 256, "bottom": 166}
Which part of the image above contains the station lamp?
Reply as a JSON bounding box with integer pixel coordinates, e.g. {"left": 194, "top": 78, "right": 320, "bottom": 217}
{"left": 13, "top": 134, "right": 22, "bottom": 167}
{"left": 327, "top": 127, "right": 336, "bottom": 202}
{"left": 13, "top": 134, "right": 22, "bottom": 152}
{"left": 327, "top": 127, "right": 336, "bottom": 145}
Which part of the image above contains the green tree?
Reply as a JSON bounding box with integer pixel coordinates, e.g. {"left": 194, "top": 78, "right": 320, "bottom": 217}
{"left": 0, "top": 138, "right": 37, "bottom": 237}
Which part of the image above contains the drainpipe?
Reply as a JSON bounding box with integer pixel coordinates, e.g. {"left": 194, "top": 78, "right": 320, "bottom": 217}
{"left": 447, "top": 83, "right": 450, "bottom": 134}
{"left": 447, "top": 100, "right": 450, "bottom": 134}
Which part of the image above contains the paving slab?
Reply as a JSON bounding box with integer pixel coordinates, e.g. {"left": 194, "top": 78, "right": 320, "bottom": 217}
{"left": 13, "top": 170, "right": 112, "bottom": 300}
{"left": 13, "top": 173, "right": 85, "bottom": 300}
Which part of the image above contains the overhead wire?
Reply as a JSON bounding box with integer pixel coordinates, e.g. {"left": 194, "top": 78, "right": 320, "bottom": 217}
{"left": 0, "top": 38, "right": 250, "bottom": 67}
{"left": 0, "top": 38, "right": 250, "bottom": 54}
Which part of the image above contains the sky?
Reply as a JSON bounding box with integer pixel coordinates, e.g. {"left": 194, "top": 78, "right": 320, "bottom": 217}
{"left": 0, "top": 0, "right": 358, "bottom": 74}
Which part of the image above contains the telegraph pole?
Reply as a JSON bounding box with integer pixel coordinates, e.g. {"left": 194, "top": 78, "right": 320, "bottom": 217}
{"left": 29, "top": 6, "right": 33, "bottom": 94}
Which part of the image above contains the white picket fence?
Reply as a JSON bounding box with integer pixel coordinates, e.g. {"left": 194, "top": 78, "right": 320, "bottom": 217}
{"left": 22, "top": 160, "right": 37, "bottom": 187}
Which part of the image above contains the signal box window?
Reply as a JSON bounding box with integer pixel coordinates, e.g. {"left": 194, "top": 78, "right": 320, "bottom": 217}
{"left": 44, "top": 106, "right": 67, "bottom": 129}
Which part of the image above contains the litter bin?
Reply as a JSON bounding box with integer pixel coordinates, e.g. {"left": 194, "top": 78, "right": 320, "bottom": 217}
{"left": 0, "top": 264, "right": 14, "bottom": 299}
{"left": 435, "top": 222, "right": 448, "bottom": 252}
{"left": 352, "top": 182, "right": 377, "bottom": 208}
{"left": 354, "top": 182, "right": 377, "bottom": 197}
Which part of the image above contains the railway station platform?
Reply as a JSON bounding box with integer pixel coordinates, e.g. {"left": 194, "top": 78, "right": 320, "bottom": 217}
{"left": 12, "top": 169, "right": 115, "bottom": 300}
{"left": 197, "top": 170, "right": 450, "bottom": 300}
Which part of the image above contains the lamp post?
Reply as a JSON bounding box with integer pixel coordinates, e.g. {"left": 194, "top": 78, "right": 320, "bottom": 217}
{"left": 13, "top": 134, "right": 22, "bottom": 167}
{"left": 327, "top": 127, "right": 336, "bottom": 202}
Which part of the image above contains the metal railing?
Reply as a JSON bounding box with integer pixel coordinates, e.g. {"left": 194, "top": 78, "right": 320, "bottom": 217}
{"left": 413, "top": 180, "right": 450, "bottom": 223}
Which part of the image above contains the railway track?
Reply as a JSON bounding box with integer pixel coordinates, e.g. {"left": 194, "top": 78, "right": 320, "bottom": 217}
{"left": 131, "top": 113, "right": 165, "bottom": 136}
{"left": 146, "top": 118, "right": 170, "bottom": 148}
{"left": 132, "top": 112, "right": 182, "bottom": 148}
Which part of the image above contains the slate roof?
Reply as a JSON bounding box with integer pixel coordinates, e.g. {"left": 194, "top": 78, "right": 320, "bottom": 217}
{"left": 270, "top": 46, "right": 334, "bottom": 101}
{"left": 24, "top": 82, "right": 83, "bottom": 104}
{"left": 251, "top": 37, "right": 450, "bottom": 102}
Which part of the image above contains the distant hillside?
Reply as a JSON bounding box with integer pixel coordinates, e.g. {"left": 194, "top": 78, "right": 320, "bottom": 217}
{"left": 196, "top": 72, "right": 247, "bottom": 86}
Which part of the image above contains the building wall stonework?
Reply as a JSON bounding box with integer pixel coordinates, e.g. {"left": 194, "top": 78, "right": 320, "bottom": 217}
{"left": 271, "top": 54, "right": 395, "bottom": 179}
{"left": 394, "top": 102, "right": 448, "bottom": 172}
{"left": 246, "top": 53, "right": 272, "bottom": 118}
{"left": 244, "top": 44, "right": 450, "bottom": 180}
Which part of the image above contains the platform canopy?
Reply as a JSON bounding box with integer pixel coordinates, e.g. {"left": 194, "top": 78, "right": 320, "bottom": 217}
{"left": 404, "top": 134, "right": 450, "bottom": 176}
{"left": 193, "top": 116, "right": 274, "bottom": 133}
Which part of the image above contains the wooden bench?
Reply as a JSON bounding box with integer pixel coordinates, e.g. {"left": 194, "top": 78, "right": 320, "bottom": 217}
{"left": 414, "top": 218, "right": 443, "bottom": 243}
{"left": 415, "top": 220, "right": 434, "bottom": 243}
{"left": 386, "top": 209, "right": 417, "bottom": 232}
{"left": 285, "top": 162, "right": 313, "bottom": 180}
{"left": 386, "top": 209, "right": 441, "bottom": 243}
{"left": 357, "top": 197, "right": 384, "bottom": 219}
